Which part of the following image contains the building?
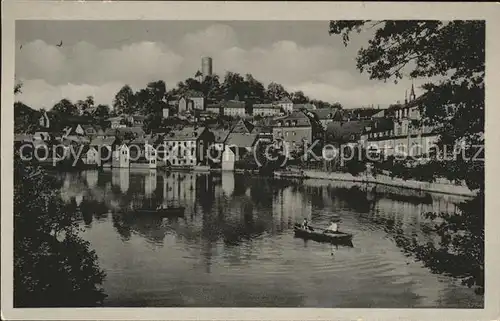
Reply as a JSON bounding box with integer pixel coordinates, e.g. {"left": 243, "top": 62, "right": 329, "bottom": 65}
{"left": 253, "top": 103, "right": 282, "bottom": 117}
{"left": 90, "top": 136, "right": 117, "bottom": 167}
{"left": 210, "top": 129, "right": 232, "bottom": 165}
{"left": 81, "top": 145, "right": 100, "bottom": 166}
{"left": 112, "top": 143, "right": 130, "bottom": 168}
{"left": 161, "top": 126, "right": 214, "bottom": 167}
{"left": 127, "top": 114, "right": 146, "bottom": 127}
{"left": 202, "top": 57, "right": 213, "bottom": 78}
{"left": 107, "top": 116, "right": 126, "bottom": 129}
{"left": 222, "top": 133, "right": 259, "bottom": 171}
{"left": 325, "top": 120, "right": 373, "bottom": 147}
{"left": 312, "top": 108, "right": 343, "bottom": 129}
{"left": 275, "top": 97, "right": 294, "bottom": 113}
{"left": 206, "top": 103, "right": 221, "bottom": 115}
{"left": 272, "top": 111, "right": 312, "bottom": 151}
{"left": 222, "top": 100, "right": 246, "bottom": 117}
{"left": 359, "top": 88, "right": 440, "bottom": 158}
{"left": 129, "top": 136, "right": 157, "bottom": 169}
{"left": 178, "top": 92, "right": 205, "bottom": 113}
{"left": 162, "top": 107, "right": 170, "bottom": 119}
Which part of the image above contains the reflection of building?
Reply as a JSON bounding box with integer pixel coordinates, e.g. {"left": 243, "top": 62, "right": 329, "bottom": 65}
{"left": 85, "top": 170, "right": 99, "bottom": 189}
{"left": 112, "top": 168, "right": 130, "bottom": 193}
{"left": 144, "top": 170, "right": 157, "bottom": 197}
{"left": 160, "top": 172, "right": 197, "bottom": 206}
{"left": 221, "top": 172, "right": 235, "bottom": 196}
{"left": 273, "top": 185, "right": 312, "bottom": 226}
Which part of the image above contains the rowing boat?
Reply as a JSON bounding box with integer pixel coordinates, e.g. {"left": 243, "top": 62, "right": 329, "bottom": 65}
{"left": 135, "top": 206, "right": 185, "bottom": 217}
{"left": 293, "top": 223, "right": 353, "bottom": 243}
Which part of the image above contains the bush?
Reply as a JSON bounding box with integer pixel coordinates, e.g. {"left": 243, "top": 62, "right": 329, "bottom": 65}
{"left": 14, "top": 155, "right": 106, "bottom": 307}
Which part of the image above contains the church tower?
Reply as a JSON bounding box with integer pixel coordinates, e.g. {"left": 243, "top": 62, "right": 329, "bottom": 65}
{"left": 409, "top": 82, "right": 416, "bottom": 102}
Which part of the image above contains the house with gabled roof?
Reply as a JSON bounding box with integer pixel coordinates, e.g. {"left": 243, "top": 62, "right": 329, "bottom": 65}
{"left": 222, "top": 133, "right": 259, "bottom": 171}
{"left": 231, "top": 119, "right": 254, "bottom": 134}
{"left": 178, "top": 91, "right": 205, "bottom": 113}
{"left": 272, "top": 111, "right": 313, "bottom": 151}
{"left": 275, "top": 96, "right": 294, "bottom": 113}
{"left": 253, "top": 103, "right": 282, "bottom": 117}
{"left": 161, "top": 126, "right": 214, "bottom": 167}
{"left": 312, "top": 108, "right": 343, "bottom": 129}
{"left": 222, "top": 100, "right": 246, "bottom": 117}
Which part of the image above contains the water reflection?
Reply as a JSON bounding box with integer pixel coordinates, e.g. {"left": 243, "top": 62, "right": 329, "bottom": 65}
{"left": 53, "top": 170, "right": 481, "bottom": 308}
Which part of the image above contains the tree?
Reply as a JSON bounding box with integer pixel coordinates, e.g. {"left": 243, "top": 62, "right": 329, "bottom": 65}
{"left": 266, "top": 82, "right": 289, "bottom": 102}
{"left": 245, "top": 74, "right": 266, "bottom": 102}
{"left": 195, "top": 70, "right": 203, "bottom": 82}
{"left": 134, "top": 80, "right": 168, "bottom": 115}
{"left": 331, "top": 102, "right": 343, "bottom": 110}
{"left": 52, "top": 99, "right": 78, "bottom": 117}
{"left": 113, "top": 85, "right": 136, "bottom": 115}
{"left": 222, "top": 72, "right": 247, "bottom": 100}
{"left": 14, "top": 154, "right": 106, "bottom": 306}
{"left": 201, "top": 75, "right": 222, "bottom": 102}
{"left": 93, "top": 104, "right": 111, "bottom": 128}
{"left": 329, "top": 20, "right": 484, "bottom": 292}
{"left": 290, "top": 90, "right": 309, "bottom": 104}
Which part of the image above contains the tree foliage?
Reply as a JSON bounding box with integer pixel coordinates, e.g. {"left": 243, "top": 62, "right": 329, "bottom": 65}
{"left": 329, "top": 20, "right": 484, "bottom": 292}
{"left": 52, "top": 98, "right": 78, "bottom": 117}
{"left": 113, "top": 85, "right": 136, "bottom": 115}
{"left": 14, "top": 155, "right": 106, "bottom": 306}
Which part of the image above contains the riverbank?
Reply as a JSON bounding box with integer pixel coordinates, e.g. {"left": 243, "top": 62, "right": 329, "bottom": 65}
{"left": 275, "top": 169, "right": 476, "bottom": 198}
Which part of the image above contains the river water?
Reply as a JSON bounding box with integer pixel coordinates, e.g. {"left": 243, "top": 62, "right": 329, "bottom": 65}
{"left": 55, "top": 169, "right": 482, "bottom": 308}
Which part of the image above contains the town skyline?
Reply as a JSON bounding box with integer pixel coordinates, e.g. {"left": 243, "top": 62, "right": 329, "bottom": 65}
{"left": 15, "top": 20, "right": 425, "bottom": 110}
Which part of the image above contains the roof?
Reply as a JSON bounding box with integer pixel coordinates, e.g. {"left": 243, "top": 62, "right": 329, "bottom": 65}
{"left": 225, "top": 133, "right": 258, "bottom": 148}
{"left": 14, "top": 134, "right": 32, "bottom": 142}
{"left": 81, "top": 145, "right": 91, "bottom": 154}
{"left": 273, "top": 111, "right": 311, "bottom": 127}
{"left": 130, "top": 114, "right": 146, "bottom": 121}
{"left": 116, "top": 127, "right": 145, "bottom": 136}
{"left": 231, "top": 119, "right": 254, "bottom": 134}
{"left": 212, "top": 129, "right": 231, "bottom": 143}
{"left": 104, "top": 128, "right": 118, "bottom": 136}
{"left": 90, "top": 136, "right": 117, "bottom": 146}
{"left": 364, "top": 118, "right": 394, "bottom": 134}
{"left": 223, "top": 100, "right": 246, "bottom": 109}
{"left": 276, "top": 97, "right": 292, "bottom": 104}
{"left": 253, "top": 103, "right": 279, "bottom": 108}
{"left": 81, "top": 124, "right": 96, "bottom": 131}
{"left": 163, "top": 127, "right": 206, "bottom": 141}
{"left": 343, "top": 108, "right": 381, "bottom": 120}
{"left": 106, "top": 116, "right": 124, "bottom": 122}
{"left": 184, "top": 91, "right": 204, "bottom": 98}
{"left": 312, "top": 108, "right": 341, "bottom": 120}
{"left": 325, "top": 120, "right": 373, "bottom": 143}
{"left": 293, "top": 103, "right": 316, "bottom": 111}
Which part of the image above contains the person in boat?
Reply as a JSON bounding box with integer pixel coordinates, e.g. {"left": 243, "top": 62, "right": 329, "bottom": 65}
{"left": 302, "top": 218, "right": 310, "bottom": 230}
{"left": 324, "top": 220, "right": 339, "bottom": 234}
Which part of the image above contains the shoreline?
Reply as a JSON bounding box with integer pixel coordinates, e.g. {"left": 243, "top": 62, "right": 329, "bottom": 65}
{"left": 274, "top": 169, "right": 476, "bottom": 198}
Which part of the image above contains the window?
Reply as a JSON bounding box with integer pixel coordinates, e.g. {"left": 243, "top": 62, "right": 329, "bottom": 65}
{"left": 293, "top": 132, "right": 296, "bottom": 136}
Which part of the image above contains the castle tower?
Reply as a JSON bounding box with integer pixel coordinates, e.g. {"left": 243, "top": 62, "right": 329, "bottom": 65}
{"left": 201, "top": 57, "right": 213, "bottom": 79}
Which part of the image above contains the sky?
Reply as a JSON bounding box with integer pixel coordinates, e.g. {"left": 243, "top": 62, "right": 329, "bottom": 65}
{"left": 15, "top": 20, "right": 423, "bottom": 110}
